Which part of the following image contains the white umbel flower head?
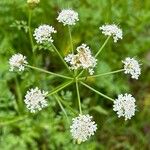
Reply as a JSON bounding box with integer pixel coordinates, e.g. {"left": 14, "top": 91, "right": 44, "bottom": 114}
{"left": 113, "top": 94, "right": 136, "bottom": 120}
{"left": 122, "top": 57, "right": 141, "bottom": 79}
{"left": 99, "top": 24, "right": 123, "bottom": 42}
{"left": 57, "top": 9, "right": 79, "bottom": 26}
{"left": 9, "top": 53, "right": 28, "bottom": 72}
{"left": 64, "top": 44, "right": 97, "bottom": 75}
{"left": 33, "top": 25, "right": 57, "bottom": 44}
{"left": 70, "top": 114, "right": 97, "bottom": 144}
{"left": 24, "top": 87, "right": 48, "bottom": 113}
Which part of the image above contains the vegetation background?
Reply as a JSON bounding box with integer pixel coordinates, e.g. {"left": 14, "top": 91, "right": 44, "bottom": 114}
{"left": 0, "top": 0, "right": 150, "bottom": 149}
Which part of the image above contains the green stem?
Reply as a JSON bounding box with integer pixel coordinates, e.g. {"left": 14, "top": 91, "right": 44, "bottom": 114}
{"left": 26, "top": 65, "right": 73, "bottom": 79}
{"left": 47, "top": 81, "right": 73, "bottom": 96}
{"left": 0, "top": 115, "right": 28, "bottom": 126}
{"left": 28, "top": 10, "right": 34, "bottom": 52}
{"left": 50, "top": 42, "right": 71, "bottom": 73}
{"left": 75, "top": 80, "right": 82, "bottom": 114}
{"left": 15, "top": 77, "right": 23, "bottom": 114}
{"left": 68, "top": 25, "right": 73, "bottom": 53}
{"left": 76, "top": 70, "right": 84, "bottom": 78}
{"left": 95, "top": 36, "right": 111, "bottom": 57}
{"left": 80, "top": 69, "right": 124, "bottom": 79}
{"left": 54, "top": 94, "right": 70, "bottom": 123}
{"left": 80, "top": 81, "right": 114, "bottom": 102}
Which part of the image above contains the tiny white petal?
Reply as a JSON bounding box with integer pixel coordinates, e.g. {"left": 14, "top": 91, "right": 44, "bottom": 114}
{"left": 113, "top": 93, "right": 136, "bottom": 120}
{"left": 122, "top": 57, "right": 141, "bottom": 79}
{"left": 24, "top": 87, "right": 48, "bottom": 113}
{"left": 57, "top": 9, "right": 79, "bottom": 26}
{"left": 70, "top": 114, "right": 97, "bottom": 143}
{"left": 33, "top": 24, "right": 57, "bottom": 44}
{"left": 9, "top": 53, "right": 28, "bottom": 72}
{"left": 99, "top": 24, "right": 123, "bottom": 42}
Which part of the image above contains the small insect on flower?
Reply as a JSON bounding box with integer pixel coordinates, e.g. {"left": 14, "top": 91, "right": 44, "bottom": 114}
{"left": 64, "top": 44, "right": 97, "bottom": 75}
{"left": 70, "top": 114, "right": 97, "bottom": 144}
{"left": 99, "top": 24, "right": 123, "bottom": 42}
{"left": 24, "top": 87, "right": 48, "bottom": 113}
{"left": 33, "top": 25, "right": 57, "bottom": 44}
{"left": 113, "top": 93, "right": 136, "bottom": 120}
{"left": 9, "top": 53, "right": 28, "bottom": 72}
{"left": 57, "top": 9, "right": 79, "bottom": 26}
{"left": 122, "top": 57, "right": 141, "bottom": 79}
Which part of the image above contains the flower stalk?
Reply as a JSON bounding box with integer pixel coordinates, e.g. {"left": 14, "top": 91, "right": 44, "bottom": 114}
{"left": 26, "top": 64, "right": 72, "bottom": 79}
{"left": 80, "top": 81, "right": 114, "bottom": 102}
{"left": 79, "top": 69, "right": 124, "bottom": 80}
{"left": 47, "top": 81, "right": 73, "bottom": 96}
{"left": 54, "top": 94, "right": 70, "bottom": 124}
{"left": 95, "top": 35, "right": 111, "bottom": 57}
{"left": 68, "top": 25, "right": 74, "bottom": 53}
{"left": 75, "top": 79, "right": 82, "bottom": 114}
{"left": 50, "top": 42, "right": 71, "bottom": 73}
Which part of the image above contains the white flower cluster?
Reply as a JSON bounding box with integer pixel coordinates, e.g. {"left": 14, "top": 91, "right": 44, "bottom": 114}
{"left": 57, "top": 9, "right": 79, "bottom": 26}
{"left": 70, "top": 114, "right": 97, "bottom": 143}
{"left": 113, "top": 94, "right": 136, "bottom": 120}
{"left": 33, "top": 25, "right": 57, "bottom": 44}
{"left": 122, "top": 57, "right": 141, "bottom": 79}
{"left": 65, "top": 44, "right": 97, "bottom": 75}
{"left": 9, "top": 53, "right": 28, "bottom": 72}
{"left": 99, "top": 24, "right": 123, "bottom": 42}
{"left": 24, "top": 87, "right": 48, "bottom": 113}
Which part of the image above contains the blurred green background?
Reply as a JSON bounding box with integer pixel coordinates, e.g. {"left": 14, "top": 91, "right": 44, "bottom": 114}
{"left": 0, "top": 0, "right": 150, "bottom": 149}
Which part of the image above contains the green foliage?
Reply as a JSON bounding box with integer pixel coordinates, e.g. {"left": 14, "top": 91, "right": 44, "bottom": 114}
{"left": 0, "top": 0, "right": 150, "bottom": 149}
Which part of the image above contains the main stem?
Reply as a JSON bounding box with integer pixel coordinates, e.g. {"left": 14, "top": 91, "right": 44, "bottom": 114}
{"left": 50, "top": 42, "right": 71, "bottom": 73}
{"left": 75, "top": 80, "right": 82, "bottom": 114}
{"left": 95, "top": 36, "right": 111, "bottom": 57}
{"left": 26, "top": 65, "right": 73, "bottom": 79}
{"left": 15, "top": 77, "right": 23, "bottom": 114}
{"left": 80, "top": 81, "right": 114, "bottom": 102}
{"left": 68, "top": 25, "right": 73, "bottom": 53}
{"left": 28, "top": 10, "right": 34, "bottom": 52}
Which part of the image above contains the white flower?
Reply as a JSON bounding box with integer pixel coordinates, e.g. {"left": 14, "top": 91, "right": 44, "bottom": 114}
{"left": 113, "top": 94, "right": 136, "bottom": 120}
{"left": 64, "top": 44, "right": 97, "bottom": 75}
{"left": 24, "top": 87, "right": 48, "bottom": 113}
{"left": 33, "top": 25, "right": 57, "bottom": 44}
{"left": 122, "top": 57, "right": 141, "bottom": 79}
{"left": 70, "top": 114, "right": 97, "bottom": 143}
{"left": 57, "top": 9, "right": 79, "bottom": 26}
{"left": 99, "top": 24, "right": 123, "bottom": 42}
{"left": 9, "top": 53, "right": 28, "bottom": 72}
